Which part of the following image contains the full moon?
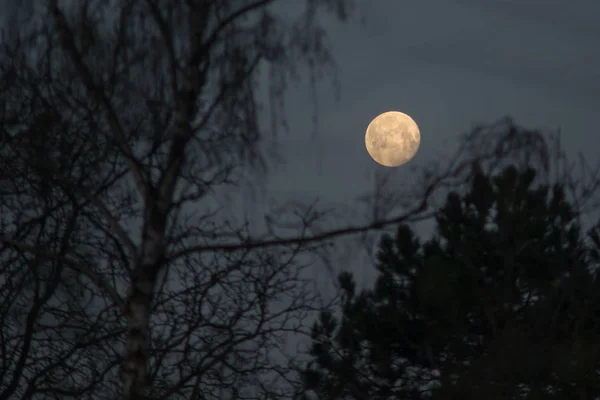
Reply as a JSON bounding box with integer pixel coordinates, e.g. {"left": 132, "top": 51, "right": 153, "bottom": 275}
{"left": 365, "top": 111, "right": 421, "bottom": 167}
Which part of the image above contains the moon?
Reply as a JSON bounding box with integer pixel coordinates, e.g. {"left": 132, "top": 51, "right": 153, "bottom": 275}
{"left": 365, "top": 111, "right": 421, "bottom": 167}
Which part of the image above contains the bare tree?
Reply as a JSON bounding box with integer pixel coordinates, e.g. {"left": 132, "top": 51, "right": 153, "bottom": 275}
{"left": 0, "top": 1, "right": 359, "bottom": 398}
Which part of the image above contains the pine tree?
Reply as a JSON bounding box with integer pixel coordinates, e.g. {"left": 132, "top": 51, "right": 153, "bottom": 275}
{"left": 304, "top": 165, "right": 600, "bottom": 399}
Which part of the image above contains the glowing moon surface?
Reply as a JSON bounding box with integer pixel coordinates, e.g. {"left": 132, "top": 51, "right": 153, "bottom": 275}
{"left": 365, "top": 111, "right": 421, "bottom": 167}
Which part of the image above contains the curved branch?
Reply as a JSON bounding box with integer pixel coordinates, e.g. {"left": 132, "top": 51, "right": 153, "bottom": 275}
{"left": 167, "top": 194, "right": 431, "bottom": 259}
{"left": 48, "top": 1, "right": 150, "bottom": 201}
{"left": 0, "top": 236, "right": 125, "bottom": 311}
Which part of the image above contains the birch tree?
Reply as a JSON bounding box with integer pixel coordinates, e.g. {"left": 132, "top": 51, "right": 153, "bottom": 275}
{"left": 0, "top": 1, "right": 358, "bottom": 398}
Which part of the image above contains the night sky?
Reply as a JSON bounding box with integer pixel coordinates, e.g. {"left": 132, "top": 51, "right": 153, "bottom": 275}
{"left": 271, "top": 0, "right": 598, "bottom": 204}
{"left": 1, "top": 0, "right": 598, "bottom": 283}
{"left": 260, "top": 0, "right": 600, "bottom": 285}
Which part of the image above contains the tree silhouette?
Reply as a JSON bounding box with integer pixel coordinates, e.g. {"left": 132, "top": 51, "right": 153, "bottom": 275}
{"left": 303, "top": 164, "right": 600, "bottom": 399}
{"left": 1, "top": 1, "right": 359, "bottom": 398}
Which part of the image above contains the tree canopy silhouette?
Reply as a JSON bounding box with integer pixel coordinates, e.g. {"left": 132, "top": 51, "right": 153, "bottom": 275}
{"left": 0, "top": 1, "right": 359, "bottom": 399}
{"left": 303, "top": 163, "right": 600, "bottom": 399}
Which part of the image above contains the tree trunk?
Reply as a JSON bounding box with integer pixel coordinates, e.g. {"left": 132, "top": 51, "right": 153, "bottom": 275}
{"left": 120, "top": 205, "right": 166, "bottom": 399}
{"left": 120, "top": 105, "right": 190, "bottom": 399}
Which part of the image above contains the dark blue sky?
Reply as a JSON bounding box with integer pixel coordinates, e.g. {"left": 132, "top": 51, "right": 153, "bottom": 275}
{"left": 258, "top": 0, "right": 600, "bottom": 284}
{"left": 270, "top": 0, "right": 598, "bottom": 206}
{"left": 1, "top": 0, "right": 597, "bottom": 285}
{"left": 2, "top": 0, "right": 595, "bottom": 216}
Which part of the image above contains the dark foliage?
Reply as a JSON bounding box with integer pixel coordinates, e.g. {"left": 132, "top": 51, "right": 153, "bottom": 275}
{"left": 304, "top": 164, "right": 600, "bottom": 399}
